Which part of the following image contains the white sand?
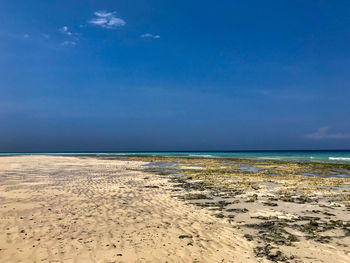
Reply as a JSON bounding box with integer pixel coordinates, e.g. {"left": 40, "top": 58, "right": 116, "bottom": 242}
{"left": 0, "top": 156, "right": 255, "bottom": 263}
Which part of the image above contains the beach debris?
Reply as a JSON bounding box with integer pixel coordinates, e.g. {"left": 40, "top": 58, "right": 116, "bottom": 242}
{"left": 179, "top": 234, "right": 193, "bottom": 239}
{"left": 182, "top": 193, "right": 212, "bottom": 200}
{"left": 244, "top": 234, "right": 254, "bottom": 241}
{"left": 262, "top": 201, "right": 278, "bottom": 207}
{"left": 226, "top": 208, "right": 248, "bottom": 213}
{"left": 246, "top": 194, "right": 258, "bottom": 202}
{"left": 254, "top": 244, "right": 289, "bottom": 261}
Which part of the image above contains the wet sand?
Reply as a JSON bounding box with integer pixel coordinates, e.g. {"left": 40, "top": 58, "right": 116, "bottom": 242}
{"left": 0, "top": 156, "right": 255, "bottom": 263}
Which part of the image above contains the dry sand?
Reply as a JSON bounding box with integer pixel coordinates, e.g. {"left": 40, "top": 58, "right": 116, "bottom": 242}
{"left": 0, "top": 156, "right": 256, "bottom": 263}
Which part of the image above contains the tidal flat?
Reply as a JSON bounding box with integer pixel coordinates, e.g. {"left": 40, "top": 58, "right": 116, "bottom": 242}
{"left": 0, "top": 155, "right": 349, "bottom": 263}
{"left": 108, "top": 155, "right": 350, "bottom": 262}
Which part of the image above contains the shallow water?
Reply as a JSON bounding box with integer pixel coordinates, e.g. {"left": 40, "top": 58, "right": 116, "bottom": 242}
{"left": 301, "top": 172, "right": 350, "bottom": 178}
{"left": 235, "top": 164, "right": 264, "bottom": 172}
{"left": 143, "top": 161, "right": 178, "bottom": 168}
{"left": 2, "top": 150, "right": 350, "bottom": 164}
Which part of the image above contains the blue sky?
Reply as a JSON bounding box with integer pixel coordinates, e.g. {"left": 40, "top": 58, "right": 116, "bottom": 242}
{"left": 1, "top": 0, "right": 350, "bottom": 151}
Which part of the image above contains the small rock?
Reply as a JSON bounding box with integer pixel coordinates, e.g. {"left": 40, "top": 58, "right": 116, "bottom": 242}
{"left": 179, "top": 235, "right": 193, "bottom": 239}
{"left": 244, "top": 234, "right": 253, "bottom": 241}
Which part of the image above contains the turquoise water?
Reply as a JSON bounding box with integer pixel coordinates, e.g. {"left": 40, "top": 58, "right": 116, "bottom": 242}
{"left": 1, "top": 151, "right": 350, "bottom": 163}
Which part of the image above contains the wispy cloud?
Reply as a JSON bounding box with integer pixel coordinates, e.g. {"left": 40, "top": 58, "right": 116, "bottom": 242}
{"left": 59, "top": 26, "right": 72, "bottom": 36}
{"left": 61, "top": 41, "right": 77, "bottom": 47}
{"left": 140, "top": 33, "right": 160, "bottom": 39}
{"left": 305, "top": 127, "right": 350, "bottom": 140}
{"left": 58, "top": 26, "right": 79, "bottom": 46}
{"left": 23, "top": 34, "right": 30, "bottom": 39}
{"left": 89, "top": 10, "right": 126, "bottom": 29}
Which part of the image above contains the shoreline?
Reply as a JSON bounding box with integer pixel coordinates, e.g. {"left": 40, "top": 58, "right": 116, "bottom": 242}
{"left": 1, "top": 151, "right": 350, "bottom": 165}
{"left": 0, "top": 155, "right": 349, "bottom": 262}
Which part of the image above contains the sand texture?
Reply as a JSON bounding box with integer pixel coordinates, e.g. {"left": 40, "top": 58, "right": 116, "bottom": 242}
{"left": 0, "top": 156, "right": 256, "bottom": 263}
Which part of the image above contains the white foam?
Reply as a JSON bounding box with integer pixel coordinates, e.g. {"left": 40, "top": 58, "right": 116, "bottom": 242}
{"left": 329, "top": 157, "right": 350, "bottom": 161}
{"left": 255, "top": 157, "right": 283, "bottom": 160}
{"left": 188, "top": 154, "right": 215, "bottom": 158}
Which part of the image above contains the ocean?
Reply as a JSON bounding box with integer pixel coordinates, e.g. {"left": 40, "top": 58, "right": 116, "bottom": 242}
{"left": 1, "top": 150, "right": 350, "bottom": 163}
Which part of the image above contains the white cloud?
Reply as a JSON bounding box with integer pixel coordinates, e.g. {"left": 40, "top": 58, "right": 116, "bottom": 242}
{"left": 94, "top": 10, "right": 115, "bottom": 17}
{"left": 305, "top": 127, "right": 350, "bottom": 140}
{"left": 61, "top": 41, "right": 77, "bottom": 47}
{"left": 23, "top": 34, "right": 29, "bottom": 39}
{"left": 89, "top": 10, "right": 126, "bottom": 29}
{"left": 59, "top": 26, "right": 72, "bottom": 36}
{"left": 141, "top": 33, "right": 160, "bottom": 39}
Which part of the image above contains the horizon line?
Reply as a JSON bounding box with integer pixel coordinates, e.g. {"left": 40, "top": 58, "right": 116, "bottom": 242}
{"left": 1, "top": 149, "right": 350, "bottom": 154}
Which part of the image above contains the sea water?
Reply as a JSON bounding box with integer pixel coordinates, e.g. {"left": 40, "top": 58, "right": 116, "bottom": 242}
{"left": 1, "top": 150, "right": 350, "bottom": 163}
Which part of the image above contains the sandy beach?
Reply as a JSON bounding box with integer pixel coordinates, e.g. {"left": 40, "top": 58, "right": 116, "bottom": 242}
{"left": 0, "top": 155, "right": 349, "bottom": 262}
{"left": 3, "top": 1, "right": 350, "bottom": 262}
{"left": 0, "top": 156, "right": 255, "bottom": 263}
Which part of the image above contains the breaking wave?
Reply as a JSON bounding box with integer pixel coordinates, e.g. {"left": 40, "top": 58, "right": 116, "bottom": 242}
{"left": 329, "top": 157, "right": 350, "bottom": 161}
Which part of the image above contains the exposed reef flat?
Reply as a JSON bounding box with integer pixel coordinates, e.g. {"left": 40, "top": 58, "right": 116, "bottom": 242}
{"left": 102, "top": 155, "right": 350, "bottom": 262}
{"left": 0, "top": 155, "right": 349, "bottom": 262}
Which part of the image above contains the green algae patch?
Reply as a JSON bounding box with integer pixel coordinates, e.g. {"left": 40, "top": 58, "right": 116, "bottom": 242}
{"left": 99, "top": 155, "right": 350, "bottom": 263}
